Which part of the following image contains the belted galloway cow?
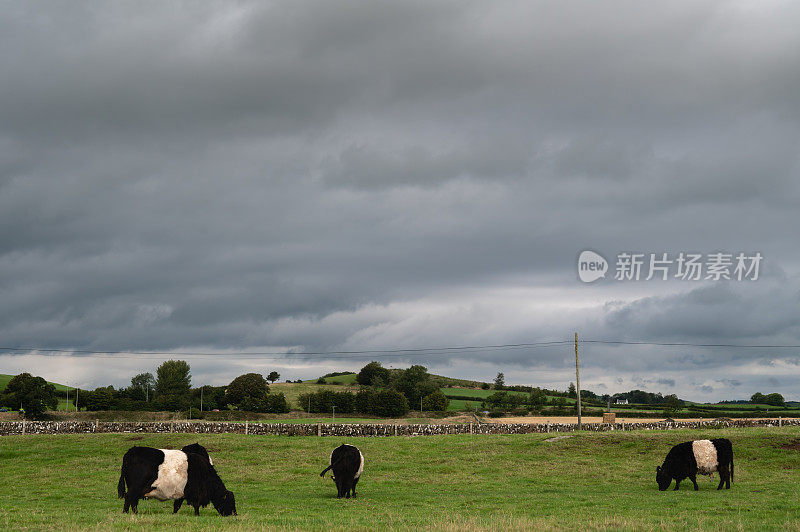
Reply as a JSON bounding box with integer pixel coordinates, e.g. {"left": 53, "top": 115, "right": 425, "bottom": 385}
{"left": 656, "top": 438, "right": 734, "bottom": 491}
{"left": 117, "top": 443, "right": 236, "bottom": 515}
{"left": 320, "top": 444, "right": 364, "bottom": 498}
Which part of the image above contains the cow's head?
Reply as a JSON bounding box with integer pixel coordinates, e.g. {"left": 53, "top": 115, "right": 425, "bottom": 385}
{"left": 213, "top": 489, "right": 237, "bottom": 516}
{"left": 655, "top": 465, "right": 671, "bottom": 491}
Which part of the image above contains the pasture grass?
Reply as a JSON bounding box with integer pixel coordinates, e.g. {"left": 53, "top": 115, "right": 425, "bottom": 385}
{"left": 1, "top": 427, "right": 800, "bottom": 530}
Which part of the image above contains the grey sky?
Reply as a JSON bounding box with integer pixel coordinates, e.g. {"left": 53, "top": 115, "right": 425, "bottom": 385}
{"left": 1, "top": 1, "right": 799, "bottom": 401}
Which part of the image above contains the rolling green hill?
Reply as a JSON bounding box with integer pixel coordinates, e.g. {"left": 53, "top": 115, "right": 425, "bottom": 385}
{"left": 0, "top": 374, "right": 74, "bottom": 393}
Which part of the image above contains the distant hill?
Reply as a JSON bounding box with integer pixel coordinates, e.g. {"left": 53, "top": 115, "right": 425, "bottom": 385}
{"left": 0, "top": 374, "right": 74, "bottom": 393}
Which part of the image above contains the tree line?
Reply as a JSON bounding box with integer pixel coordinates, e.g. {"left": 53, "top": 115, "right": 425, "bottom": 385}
{"left": 0, "top": 361, "right": 287, "bottom": 419}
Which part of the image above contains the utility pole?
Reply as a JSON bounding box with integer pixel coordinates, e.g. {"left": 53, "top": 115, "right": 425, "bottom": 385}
{"left": 76, "top": 386, "right": 79, "bottom": 412}
{"left": 575, "top": 331, "right": 582, "bottom": 429}
{"left": 200, "top": 386, "right": 203, "bottom": 412}
{"left": 332, "top": 405, "right": 336, "bottom": 424}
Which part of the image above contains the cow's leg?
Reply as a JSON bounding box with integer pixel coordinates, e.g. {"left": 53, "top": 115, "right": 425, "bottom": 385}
{"left": 124, "top": 493, "right": 138, "bottom": 514}
{"left": 173, "top": 498, "right": 184, "bottom": 514}
{"left": 352, "top": 477, "right": 359, "bottom": 499}
{"left": 673, "top": 478, "right": 681, "bottom": 490}
{"left": 690, "top": 475, "right": 699, "bottom": 491}
{"left": 717, "top": 466, "right": 728, "bottom": 490}
{"left": 193, "top": 503, "right": 200, "bottom": 516}
{"left": 725, "top": 462, "right": 732, "bottom": 489}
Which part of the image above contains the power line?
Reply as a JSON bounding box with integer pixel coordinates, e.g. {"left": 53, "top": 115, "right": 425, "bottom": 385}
{"left": 1, "top": 338, "right": 796, "bottom": 361}
{"left": 0, "top": 340, "right": 572, "bottom": 360}
{"left": 582, "top": 340, "right": 800, "bottom": 349}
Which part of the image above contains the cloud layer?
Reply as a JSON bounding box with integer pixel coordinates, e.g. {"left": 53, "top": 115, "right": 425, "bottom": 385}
{"left": 2, "top": 1, "right": 800, "bottom": 400}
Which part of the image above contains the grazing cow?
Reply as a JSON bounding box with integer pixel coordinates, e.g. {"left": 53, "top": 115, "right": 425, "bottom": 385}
{"left": 320, "top": 444, "right": 364, "bottom": 498}
{"left": 117, "top": 445, "right": 236, "bottom": 516}
{"left": 656, "top": 438, "right": 734, "bottom": 491}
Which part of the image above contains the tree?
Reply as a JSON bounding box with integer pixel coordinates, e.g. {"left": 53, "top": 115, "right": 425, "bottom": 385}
{"left": 764, "top": 393, "right": 785, "bottom": 407}
{"left": 356, "top": 361, "right": 391, "bottom": 386}
{"left": 395, "top": 365, "right": 438, "bottom": 407}
{"left": 154, "top": 360, "right": 191, "bottom": 399}
{"left": 422, "top": 390, "right": 449, "bottom": 411}
{"left": 267, "top": 371, "right": 280, "bottom": 384}
{"left": 663, "top": 394, "right": 684, "bottom": 417}
{"left": 0, "top": 373, "right": 58, "bottom": 419}
{"left": 568, "top": 382, "right": 577, "bottom": 398}
{"left": 130, "top": 372, "right": 155, "bottom": 401}
{"left": 750, "top": 392, "right": 766, "bottom": 404}
{"left": 529, "top": 387, "right": 547, "bottom": 407}
{"left": 154, "top": 360, "right": 191, "bottom": 410}
{"left": 85, "top": 387, "right": 115, "bottom": 411}
{"left": 226, "top": 373, "right": 270, "bottom": 409}
{"left": 494, "top": 372, "right": 505, "bottom": 390}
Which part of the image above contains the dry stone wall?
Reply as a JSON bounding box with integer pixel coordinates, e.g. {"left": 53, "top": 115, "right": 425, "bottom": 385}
{"left": 1, "top": 418, "right": 797, "bottom": 437}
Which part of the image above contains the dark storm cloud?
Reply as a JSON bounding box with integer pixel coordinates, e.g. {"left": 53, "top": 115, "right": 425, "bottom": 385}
{"left": 1, "top": 1, "right": 800, "bottom": 400}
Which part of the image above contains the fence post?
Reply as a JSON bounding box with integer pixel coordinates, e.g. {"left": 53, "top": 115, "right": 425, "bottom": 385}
{"left": 22, "top": 419, "right": 26, "bottom": 435}
{"left": 779, "top": 416, "right": 782, "bottom": 427}
{"left": 469, "top": 422, "right": 473, "bottom": 435}
{"left": 95, "top": 419, "right": 99, "bottom": 432}
{"left": 317, "top": 422, "right": 322, "bottom": 436}
{"left": 546, "top": 421, "right": 550, "bottom": 433}
{"left": 394, "top": 423, "right": 398, "bottom": 436}
{"left": 245, "top": 421, "right": 249, "bottom": 435}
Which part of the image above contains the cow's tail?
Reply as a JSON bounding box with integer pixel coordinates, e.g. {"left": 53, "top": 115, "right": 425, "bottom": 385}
{"left": 730, "top": 454, "right": 734, "bottom": 483}
{"left": 320, "top": 457, "right": 342, "bottom": 477}
{"left": 117, "top": 471, "right": 126, "bottom": 499}
{"left": 117, "top": 453, "right": 128, "bottom": 498}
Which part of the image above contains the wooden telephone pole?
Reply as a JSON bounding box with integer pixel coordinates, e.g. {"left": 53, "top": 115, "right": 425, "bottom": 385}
{"left": 575, "top": 332, "right": 582, "bottom": 429}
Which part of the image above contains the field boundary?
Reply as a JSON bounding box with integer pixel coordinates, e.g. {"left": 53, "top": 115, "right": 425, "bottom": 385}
{"left": 1, "top": 418, "right": 796, "bottom": 437}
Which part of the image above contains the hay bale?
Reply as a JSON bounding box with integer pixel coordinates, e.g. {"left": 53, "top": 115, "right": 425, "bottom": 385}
{"left": 602, "top": 413, "right": 616, "bottom": 424}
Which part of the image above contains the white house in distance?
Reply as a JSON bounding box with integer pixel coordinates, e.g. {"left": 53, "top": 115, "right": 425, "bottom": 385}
{"left": 615, "top": 398, "right": 629, "bottom": 405}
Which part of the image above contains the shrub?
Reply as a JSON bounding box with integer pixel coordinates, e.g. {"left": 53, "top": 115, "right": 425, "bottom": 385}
{"left": 422, "top": 390, "right": 449, "bottom": 412}
{"left": 299, "top": 390, "right": 354, "bottom": 413}
{"left": 186, "top": 407, "right": 203, "bottom": 419}
{"left": 356, "top": 361, "right": 391, "bottom": 386}
{"left": 265, "top": 393, "right": 290, "bottom": 413}
{"left": 373, "top": 390, "right": 409, "bottom": 417}
{"left": 227, "top": 373, "right": 269, "bottom": 408}
{"left": 355, "top": 388, "right": 378, "bottom": 414}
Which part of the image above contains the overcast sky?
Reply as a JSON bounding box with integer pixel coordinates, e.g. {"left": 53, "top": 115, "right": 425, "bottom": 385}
{"left": 2, "top": 1, "right": 799, "bottom": 401}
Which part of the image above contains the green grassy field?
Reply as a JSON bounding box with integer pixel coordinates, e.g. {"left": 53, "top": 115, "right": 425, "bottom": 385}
{"left": 0, "top": 427, "right": 798, "bottom": 530}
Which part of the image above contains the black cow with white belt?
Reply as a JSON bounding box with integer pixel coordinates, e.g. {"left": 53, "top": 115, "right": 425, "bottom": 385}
{"left": 656, "top": 438, "right": 734, "bottom": 491}
{"left": 117, "top": 443, "right": 236, "bottom": 515}
{"left": 320, "top": 444, "right": 364, "bottom": 499}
